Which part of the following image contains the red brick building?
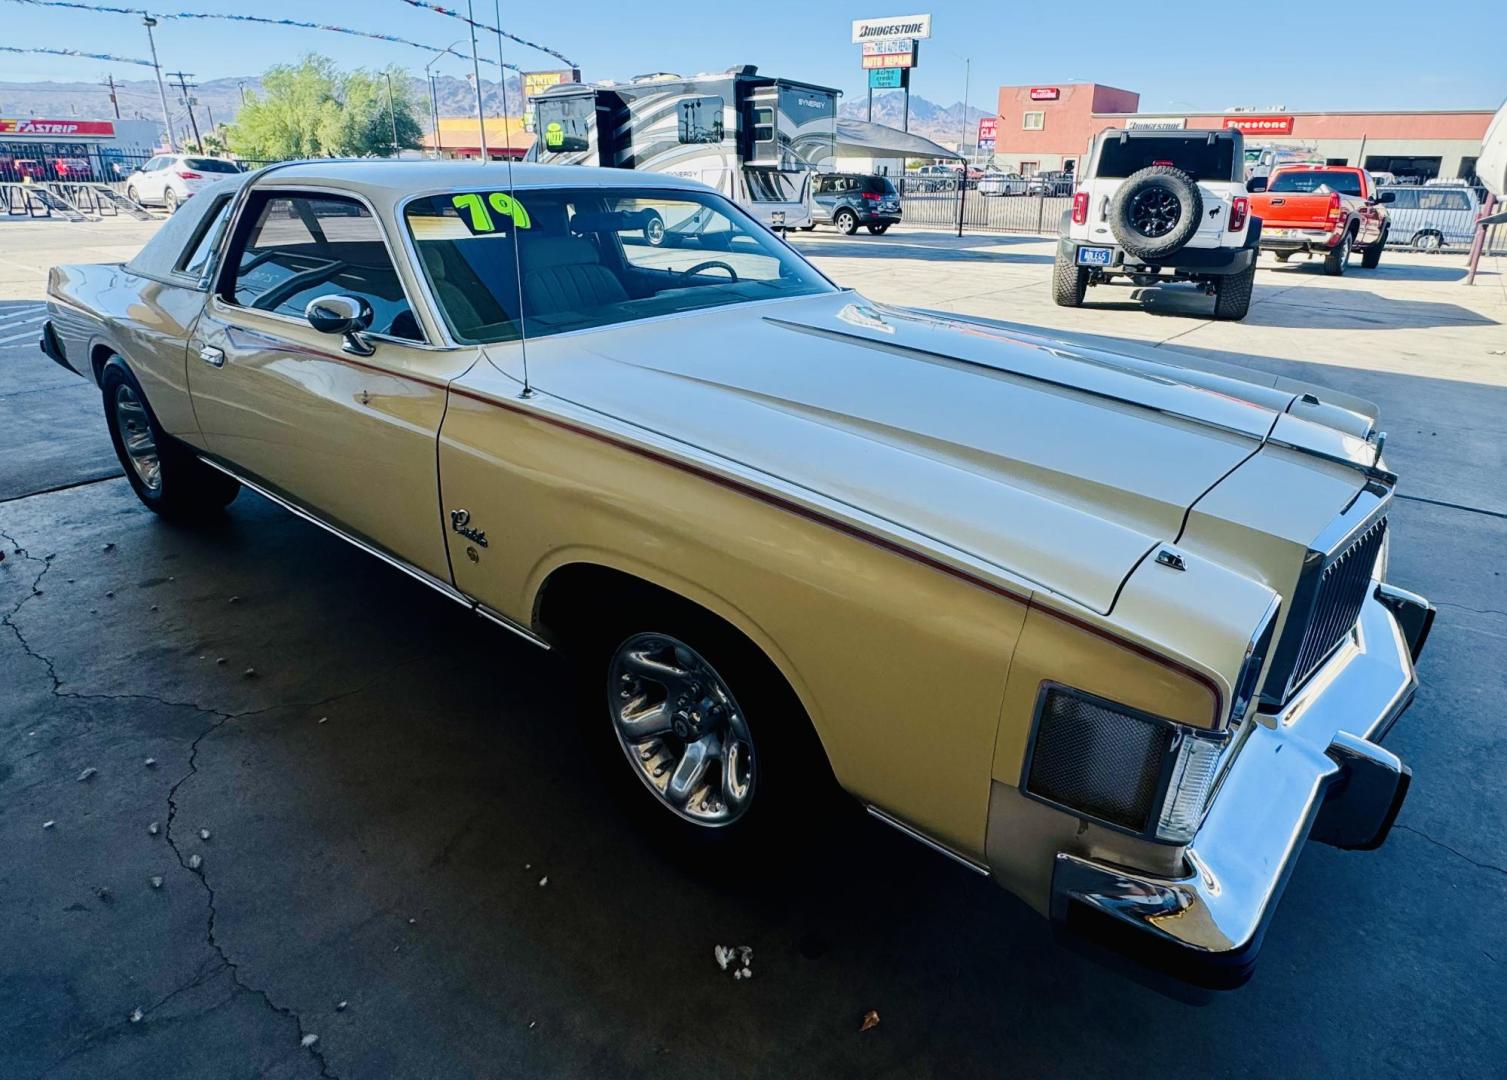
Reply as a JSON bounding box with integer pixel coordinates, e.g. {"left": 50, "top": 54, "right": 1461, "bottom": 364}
{"left": 992, "top": 83, "right": 1495, "bottom": 183}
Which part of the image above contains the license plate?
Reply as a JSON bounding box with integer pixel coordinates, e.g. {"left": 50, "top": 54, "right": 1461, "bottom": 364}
{"left": 1076, "top": 246, "right": 1113, "bottom": 266}
{"left": 1267, "top": 228, "right": 1292, "bottom": 238}
{"left": 770, "top": 211, "right": 786, "bottom": 226}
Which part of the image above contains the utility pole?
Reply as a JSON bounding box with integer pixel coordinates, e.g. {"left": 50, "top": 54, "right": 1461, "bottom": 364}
{"left": 142, "top": 16, "right": 176, "bottom": 152}
{"left": 959, "top": 56, "right": 971, "bottom": 162}
{"left": 384, "top": 71, "right": 400, "bottom": 154}
{"left": 103, "top": 74, "right": 121, "bottom": 119}
{"left": 464, "top": 0, "right": 489, "bottom": 162}
{"left": 238, "top": 81, "right": 247, "bottom": 105}
{"left": 167, "top": 71, "right": 202, "bottom": 151}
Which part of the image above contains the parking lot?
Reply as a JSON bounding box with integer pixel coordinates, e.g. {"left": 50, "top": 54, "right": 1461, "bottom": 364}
{"left": 3, "top": 215, "right": 1505, "bottom": 1079}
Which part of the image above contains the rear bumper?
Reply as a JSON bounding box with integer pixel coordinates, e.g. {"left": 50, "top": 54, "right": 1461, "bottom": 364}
{"left": 1261, "top": 226, "right": 1344, "bottom": 253}
{"left": 1048, "top": 585, "right": 1427, "bottom": 989}
{"left": 1058, "top": 234, "right": 1258, "bottom": 276}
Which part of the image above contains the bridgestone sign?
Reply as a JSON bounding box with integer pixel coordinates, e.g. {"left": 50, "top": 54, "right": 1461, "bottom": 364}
{"left": 851, "top": 14, "right": 932, "bottom": 42}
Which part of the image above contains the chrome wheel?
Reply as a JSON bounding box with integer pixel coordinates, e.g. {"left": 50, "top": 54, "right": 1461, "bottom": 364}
{"left": 113, "top": 383, "right": 161, "bottom": 491}
{"left": 608, "top": 633, "right": 756, "bottom": 827}
{"left": 645, "top": 215, "right": 666, "bottom": 246}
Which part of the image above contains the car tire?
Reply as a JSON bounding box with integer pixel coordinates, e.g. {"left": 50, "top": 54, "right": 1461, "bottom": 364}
{"left": 1052, "top": 249, "right": 1089, "bottom": 307}
{"left": 1412, "top": 230, "right": 1442, "bottom": 253}
{"left": 798, "top": 224, "right": 816, "bottom": 231}
{"left": 101, "top": 357, "right": 240, "bottom": 520}
{"left": 834, "top": 209, "right": 859, "bottom": 235}
{"left": 125, "top": 185, "right": 141, "bottom": 206}
{"left": 1360, "top": 226, "right": 1387, "bottom": 269}
{"left": 1212, "top": 264, "right": 1256, "bottom": 321}
{"left": 1274, "top": 252, "right": 1291, "bottom": 263}
{"left": 1107, "top": 165, "right": 1203, "bottom": 261}
{"left": 866, "top": 223, "right": 891, "bottom": 235}
{"left": 1323, "top": 230, "right": 1353, "bottom": 276}
{"left": 571, "top": 596, "right": 839, "bottom": 869}
{"left": 163, "top": 188, "right": 179, "bottom": 214}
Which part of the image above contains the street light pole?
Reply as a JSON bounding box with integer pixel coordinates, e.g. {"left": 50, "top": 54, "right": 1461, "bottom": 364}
{"left": 960, "top": 56, "right": 971, "bottom": 162}
{"left": 464, "top": 0, "right": 489, "bottom": 162}
{"left": 424, "top": 40, "right": 462, "bottom": 160}
{"left": 142, "top": 16, "right": 176, "bottom": 152}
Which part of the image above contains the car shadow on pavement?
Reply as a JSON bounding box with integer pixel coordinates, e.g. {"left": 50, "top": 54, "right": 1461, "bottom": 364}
{"left": 1091, "top": 283, "right": 1498, "bottom": 329}
{"left": 1261, "top": 259, "right": 1470, "bottom": 283}
{"left": 791, "top": 232, "right": 1055, "bottom": 265}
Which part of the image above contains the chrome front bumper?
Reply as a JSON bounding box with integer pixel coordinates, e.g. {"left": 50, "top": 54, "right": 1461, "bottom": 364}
{"left": 1050, "top": 586, "right": 1429, "bottom": 988}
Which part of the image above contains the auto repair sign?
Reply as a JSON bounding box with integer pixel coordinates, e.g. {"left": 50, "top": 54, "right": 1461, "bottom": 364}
{"left": 0, "top": 118, "right": 116, "bottom": 137}
{"left": 1223, "top": 115, "right": 1294, "bottom": 135}
{"left": 851, "top": 14, "right": 932, "bottom": 42}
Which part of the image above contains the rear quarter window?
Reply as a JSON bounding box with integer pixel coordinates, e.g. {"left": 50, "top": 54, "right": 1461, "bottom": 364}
{"left": 124, "top": 176, "right": 248, "bottom": 282}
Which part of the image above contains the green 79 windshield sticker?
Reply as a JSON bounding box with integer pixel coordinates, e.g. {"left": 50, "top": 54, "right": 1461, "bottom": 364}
{"left": 450, "top": 192, "right": 533, "bottom": 233}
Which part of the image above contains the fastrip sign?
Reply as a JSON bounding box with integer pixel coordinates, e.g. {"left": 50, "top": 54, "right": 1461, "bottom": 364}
{"left": 852, "top": 13, "right": 932, "bottom": 43}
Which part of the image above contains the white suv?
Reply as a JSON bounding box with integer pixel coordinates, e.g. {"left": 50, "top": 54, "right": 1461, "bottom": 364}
{"left": 123, "top": 154, "right": 241, "bottom": 213}
{"left": 1054, "top": 129, "right": 1260, "bottom": 321}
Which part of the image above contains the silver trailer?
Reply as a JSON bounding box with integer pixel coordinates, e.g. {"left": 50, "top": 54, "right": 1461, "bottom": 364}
{"left": 526, "top": 65, "right": 838, "bottom": 230}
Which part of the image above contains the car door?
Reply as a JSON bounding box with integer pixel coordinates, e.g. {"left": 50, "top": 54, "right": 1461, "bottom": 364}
{"left": 812, "top": 175, "right": 837, "bottom": 222}
{"left": 133, "top": 156, "right": 162, "bottom": 200}
{"left": 188, "top": 186, "right": 475, "bottom": 581}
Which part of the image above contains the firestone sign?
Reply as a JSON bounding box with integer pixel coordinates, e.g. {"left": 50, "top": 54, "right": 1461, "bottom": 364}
{"left": 0, "top": 118, "right": 116, "bottom": 137}
{"left": 1222, "top": 115, "right": 1294, "bottom": 135}
{"left": 851, "top": 14, "right": 932, "bottom": 43}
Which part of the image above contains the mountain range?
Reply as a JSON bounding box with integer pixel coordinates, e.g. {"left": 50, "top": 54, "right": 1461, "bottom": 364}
{"left": 0, "top": 75, "right": 988, "bottom": 150}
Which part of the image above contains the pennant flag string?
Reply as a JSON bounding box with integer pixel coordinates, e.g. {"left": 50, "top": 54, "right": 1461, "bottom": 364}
{"left": 394, "top": 0, "right": 575, "bottom": 69}
{"left": 0, "top": 0, "right": 522, "bottom": 71}
{"left": 0, "top": 43, "right": 157, "bottom": 67}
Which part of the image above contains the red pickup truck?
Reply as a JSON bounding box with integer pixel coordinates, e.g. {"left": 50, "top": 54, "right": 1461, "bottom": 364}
{"left": 1248, "top": 165, "right": 1394, "bottom": 275}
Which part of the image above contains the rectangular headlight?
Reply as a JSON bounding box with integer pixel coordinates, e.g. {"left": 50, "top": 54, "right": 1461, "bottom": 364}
{"left": 1023, "top": 685, "right": 1229, "bottom": 844}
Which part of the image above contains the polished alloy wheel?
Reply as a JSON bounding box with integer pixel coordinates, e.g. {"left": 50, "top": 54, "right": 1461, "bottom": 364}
{"left": 114, "top": 383, "right": 161, "bottom": 491}
{"left": 645, "top": 216, "right": 666, "bottom": 245}
{"left": 1128, "top": 188, "right": 1180, "bottom": 237}
{"left": 608, "top": 633, "right": 756, "bottom": 827}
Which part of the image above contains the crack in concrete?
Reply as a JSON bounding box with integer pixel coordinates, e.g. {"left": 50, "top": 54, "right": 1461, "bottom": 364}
{"left": 1, "top": 525, "right": 405, "bottom": 1080}
{"left": 1433, "top": 600, "right": 1507, "bottom": 620}
{"left": 1396, "top": 824, "right": 1507, "bottom": 879}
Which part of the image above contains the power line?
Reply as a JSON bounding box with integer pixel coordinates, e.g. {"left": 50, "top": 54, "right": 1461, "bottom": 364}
{"left": 165, "top": 70, "right": 202, "bottom": 148}
{"left": 394, "top": 0, "right": 575, "bottom": 69}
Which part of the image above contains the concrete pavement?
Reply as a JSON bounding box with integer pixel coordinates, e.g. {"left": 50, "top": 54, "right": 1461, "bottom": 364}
{"left": 2, "top": 217, "right": 1505, "bottom": 1078}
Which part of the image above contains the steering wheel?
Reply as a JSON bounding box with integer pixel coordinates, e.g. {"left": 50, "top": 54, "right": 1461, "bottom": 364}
{"left": 677, "top": 260, "right": 738, "bottom": 284}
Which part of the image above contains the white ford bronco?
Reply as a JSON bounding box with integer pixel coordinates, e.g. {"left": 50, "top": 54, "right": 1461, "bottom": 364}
{"left": 1054, "top": 128, "right": 1262, "bottom": 321}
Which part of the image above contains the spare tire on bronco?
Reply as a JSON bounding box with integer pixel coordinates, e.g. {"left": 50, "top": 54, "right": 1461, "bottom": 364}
{"left": 1108, "top": 165, "right": 1203, "bottom": 261}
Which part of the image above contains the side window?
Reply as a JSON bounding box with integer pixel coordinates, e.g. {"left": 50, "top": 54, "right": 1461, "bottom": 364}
{"left": 677, "top": 96, "right": 724, "bottom": 144}
{"left": 1388, "top": 188, "right": 1417, "bottom": 209}
{"left": 225, "top": 192, "right": 421, "bottom": 341}
{"left": 141, "top": 156, "right": 164, "bottom": 172}
{"left": 176, "top": 195, "right": 233, "bottom": 283}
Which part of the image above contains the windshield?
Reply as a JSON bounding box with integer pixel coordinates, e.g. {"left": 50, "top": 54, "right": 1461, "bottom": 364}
{"left": 405, "top": 186, "right": 835, "bottom": 344}
{"left": 1269, "top": 170, "right": 1364, "bottom": 196}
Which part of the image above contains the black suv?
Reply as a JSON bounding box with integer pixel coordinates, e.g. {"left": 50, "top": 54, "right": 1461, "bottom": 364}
{"left": 806, "top": 173, "right": 902, "bottom": 235}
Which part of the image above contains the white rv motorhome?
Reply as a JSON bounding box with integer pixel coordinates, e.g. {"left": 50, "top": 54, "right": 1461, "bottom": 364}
{"left": 525, "top": 65, "right": 838, "bottom": 231}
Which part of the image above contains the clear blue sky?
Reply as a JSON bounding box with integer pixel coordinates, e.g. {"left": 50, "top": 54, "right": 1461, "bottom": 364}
{"left": 2, "top": 0, "right": 1503, "bottom": 114}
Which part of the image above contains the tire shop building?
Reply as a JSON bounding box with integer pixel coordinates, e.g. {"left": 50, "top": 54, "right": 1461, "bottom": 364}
{"left": 991, "top": 83, "right": 1496, "bottom": 185}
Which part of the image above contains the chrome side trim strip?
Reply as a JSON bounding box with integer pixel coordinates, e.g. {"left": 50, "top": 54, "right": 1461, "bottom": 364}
{"left": 866, "top": 806, "right": 990, "bottom": 876}
{"left": 197, "top": 455, "right": 550, "bottom": 651}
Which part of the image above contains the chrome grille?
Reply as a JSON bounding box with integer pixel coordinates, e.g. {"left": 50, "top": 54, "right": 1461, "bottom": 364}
{"left": 1287, "top": 517, "right": 1388, "bottom": 692}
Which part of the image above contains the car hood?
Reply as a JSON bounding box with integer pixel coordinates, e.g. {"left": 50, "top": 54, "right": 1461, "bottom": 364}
{"left": 522, "top": 292, "right": 1349, "bottom": 613}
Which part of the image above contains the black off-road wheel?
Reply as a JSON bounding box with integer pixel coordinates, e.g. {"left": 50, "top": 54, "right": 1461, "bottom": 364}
{"left": 1108, "top": 165, "right": 1203, "bottom": 261}
{"left": 1212, "top": 263, "right": 1256, "bottom": 321}
{"left": 567, "top": 594, "right": 842, "bottom": 872}
{"left": 1052, "top": 249, "right": 1089, "bottom": 307}
{"left": 1323, "top": 229, "right": 1353, "bottom": 276}
{"left": 1360, "top": 226, "right": 1387, "bottom": 269}
{"left": 101, "top": 357, "right": 239, "bottom": 520}
{"left": 834, "top": 208, "right": 859, "bottom": 235}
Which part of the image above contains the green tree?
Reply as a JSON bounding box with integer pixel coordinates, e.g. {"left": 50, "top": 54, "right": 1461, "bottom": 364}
{"left": 228, "top": 54, "right": 423, "bottom": 160}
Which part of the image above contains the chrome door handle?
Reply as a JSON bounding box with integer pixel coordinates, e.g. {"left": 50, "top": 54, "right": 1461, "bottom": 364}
{"left": 199, "top": 345, "right": 225, "bottom": 367}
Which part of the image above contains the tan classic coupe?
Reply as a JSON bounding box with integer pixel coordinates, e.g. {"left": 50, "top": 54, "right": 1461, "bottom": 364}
{"left": 42, "top": 161, "right": 1433, "bottom": 988}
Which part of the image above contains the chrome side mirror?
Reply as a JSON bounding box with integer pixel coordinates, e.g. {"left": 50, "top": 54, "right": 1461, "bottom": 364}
{"left": 305, "top": 294, "right": 375, "bottom": 356}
